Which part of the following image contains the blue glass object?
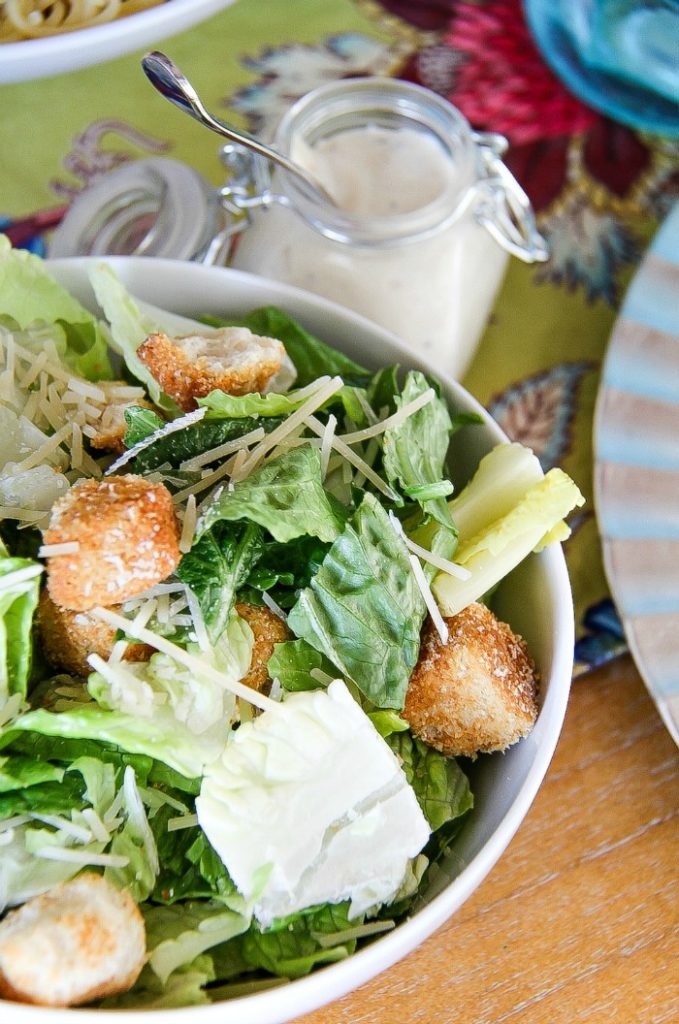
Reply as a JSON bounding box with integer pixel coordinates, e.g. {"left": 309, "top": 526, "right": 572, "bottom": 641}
{"left": 523, "top": 0, "right": 679, "bottom": 136}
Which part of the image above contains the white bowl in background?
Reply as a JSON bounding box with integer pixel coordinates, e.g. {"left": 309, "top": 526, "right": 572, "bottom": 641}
{"left": 0, "top": 0, "right": 236, "bottom": 84}
{"left": 2, "top": 255, "right": 574, "bottom": 1024}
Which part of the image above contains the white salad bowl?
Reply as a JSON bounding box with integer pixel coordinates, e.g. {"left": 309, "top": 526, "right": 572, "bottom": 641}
{"left": 3, "top": 256, "right": 574, "bottom": 1024}
{"left": 0, "top": 0, "right": 237, "bottom": 85}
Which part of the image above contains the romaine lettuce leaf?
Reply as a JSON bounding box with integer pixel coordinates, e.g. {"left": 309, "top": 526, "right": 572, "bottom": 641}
{"left": 0, "top": 754, "right": 63, "bottom": 792}
{"left": 0, "top": 555, "right": 42, "bottom": 710}
{"left": 267, "top": 638, "right": 337, "bottom": 692}
{"left": 199, "top": 389, "right": 307, "bottom": 419}
{"left": 387, "top": 732, "right": 473, "bottom": 832}
{"left": 88, "top": 262, "right": 180, "bottom": 411}
{"left": 146, "top": 902, "right": 251, "bottom": 985}
{"left": 9, "top": 704, "right": 215, "bottom": 779}
{"left": 383, "top": 371, "right": 456, "bottom": 529}
{"left": 151, "top": 820, "right": 238, "bottom": 907}
{"left": 177, "top": 522, "right": 263, "bottom": 642}
{"left": 0, "top": 757, "right": 126, "bottom": 908}
{"left": 102, "top": 964, "right": 213, "bottom": 1009}
{"left": 198, "top": 447, "right": 345, "bottom": 545}
{"left": 0, "top": 236, "right": 112, "bottom": 379}
{"left": 447, "top": 441, "right": 546, "bottom": 537}
{"left": 0, "top": 771, "right": 85, "bottom": 818}
{"left": 287, "top": 493, "right": 426, "bottom": 709}
{"left": 235, "top": 902, "right": 357, "bottom": 979}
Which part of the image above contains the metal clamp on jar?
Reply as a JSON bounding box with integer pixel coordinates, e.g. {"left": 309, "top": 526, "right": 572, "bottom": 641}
{"left": 48, "top": 156, "right": 240, "bottom": 265}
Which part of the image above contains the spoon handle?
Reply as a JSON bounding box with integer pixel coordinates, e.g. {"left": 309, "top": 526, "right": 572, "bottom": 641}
{"left": 141, "top": 51, "right": 333, "bottom": 205}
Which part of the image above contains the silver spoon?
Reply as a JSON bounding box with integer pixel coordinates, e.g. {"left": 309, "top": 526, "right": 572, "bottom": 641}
{"left": 141, "top": 50, "right": 334, "bottom": 206}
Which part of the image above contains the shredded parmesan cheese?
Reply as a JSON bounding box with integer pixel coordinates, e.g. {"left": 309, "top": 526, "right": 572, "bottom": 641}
{"left": 319, "top": 413, "right": 337, "bottom": 480}
{"left": 261, "top": 591, "right": 287, "bottom": 621}
{"left": 179, "top": 494, "right": 197, "bottom": 553}
{"left": 306, "top": 414, "right": 399, "bottom": 502}
{"left": 0, "top": 564, "right": 43, "bottom": 590}
{"left": 35, "top": 847, "right": 130, "bottom": 868}
{"left": 29, "top": 813, "right": 92, "bottom": 843}
{"left": 12, "top": 423, "right": 71, "bottom": 472}
{"left": 339, "top": 387, "right": 435, "bottom": 446}
{"left": 105, "top": 407, "right": 207, "bottom": 475}
{"left": 388, "top": 512, "right": 471, "bottom": 581}
{"left": 167, "top": 813, "right": 199, "bottom": 832}
{"left": 38, "top": 541, "right": 80, "bottom": 558}
{"left": 179, "top": 426, "right": 265, "bottom": 472}
{"left": 81, "top": 809, "right": 111, "bottom": 843}
{"left": 234, "top": 375, "right": 345, "bottom": 482}
{"left": 408, "top": 553, "right": 449, "bottom": 644}
{"left": 91, "top": 606, "right": 279, "bottom": 713}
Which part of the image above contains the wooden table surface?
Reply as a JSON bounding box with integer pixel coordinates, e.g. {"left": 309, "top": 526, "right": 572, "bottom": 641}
{"left": 298, "top": 655, "right": 679, "bottom": 1024}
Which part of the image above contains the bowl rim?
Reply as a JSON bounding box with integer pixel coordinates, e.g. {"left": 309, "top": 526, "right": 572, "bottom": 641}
{"left": 0, "top": 0, "right": 236, "bottom": 85}
{"left": 1, "top": 255, "right": 574, "bottom": 1023}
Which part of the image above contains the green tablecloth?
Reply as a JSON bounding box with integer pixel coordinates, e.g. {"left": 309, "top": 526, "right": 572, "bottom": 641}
{"left": 3, "top": 0, "right": 677, "bottom": 674}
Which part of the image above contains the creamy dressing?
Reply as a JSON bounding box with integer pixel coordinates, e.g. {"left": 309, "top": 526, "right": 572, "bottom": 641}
{"left": 293, "top": 125, "right": 454, "bottom": 215}
{"left": 231, "top": 123, "right": 508, "bottom": 379}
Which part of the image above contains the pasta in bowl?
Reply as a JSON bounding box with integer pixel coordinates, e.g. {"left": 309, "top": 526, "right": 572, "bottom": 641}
{"left": 0, "top": 0, "right": 236, "bottom": 82}
{"left": 1, "top": 1, "right": 167, "bottom": 41}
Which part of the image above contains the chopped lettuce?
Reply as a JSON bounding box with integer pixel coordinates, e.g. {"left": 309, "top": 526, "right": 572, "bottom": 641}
{"left": 104, "top": 765, "right": 159, "bottom": 902}
{"left": 0, "top": 553, "right": 42, "bottom": 712}
{"left": 382, "top": 371, "right": 457, "bottom": 530}
{"left": 199, "top": 388, "right": 310, "bottom": 419}
{"left": 6, "top": 613, "right": 253, "bottom": 778}
{"left": 198, "top": 446, "right": 345, "bottom": 545}
{"left": 288, "top": 493, "right": 426, "bottom": 709}
{"left": 0, "top": 757, "right": 153, "bottom": 910}
{"left": 177, "top": 522, "right": 264, "bottom": 642}
{"left": 10, "top": 703, "right": 216, "bottom": 780}
{"left": 146, "top": 902, "right": 251, "bottom": 985}
{"left": 267, "top": 638, "right": 338, "bottom": 692}
{"left": 87, "top": 262, "right": 181, "bottom": 411}
{"left": 0, "top": 235, "right": 112, "bottom": 379}
{"left": 433, "top": 446, "right": 585, "bottom": 616}
{"left": 387, "top": 731, "right": 473, "bottom": 832}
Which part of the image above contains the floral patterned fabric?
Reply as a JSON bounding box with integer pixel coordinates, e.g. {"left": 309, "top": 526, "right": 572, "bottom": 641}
{"left": 2, "top": 0, "right": 677, "bottom": 674}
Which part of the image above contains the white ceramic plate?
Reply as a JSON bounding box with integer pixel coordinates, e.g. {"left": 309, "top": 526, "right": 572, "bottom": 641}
{"left": 2, "top": 256, "right": 574, "bottom": 1024}
{"left": 0, "top": 0, "right": 236, "bottom": 84}
{"left": 594, "top": 202, "right": 679, "bottom": 746}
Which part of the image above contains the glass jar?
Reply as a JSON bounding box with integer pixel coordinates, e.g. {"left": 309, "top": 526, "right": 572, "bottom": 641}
{"left": 227, "top": 78, "right": 548, "bottom": 380}
{"left": 48, "top": 157, "right": 236, "bottom": 265}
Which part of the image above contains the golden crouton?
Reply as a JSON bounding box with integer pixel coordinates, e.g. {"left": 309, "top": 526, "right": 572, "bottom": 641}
{"left": 37, "top": 588, "right": 153, "bottom": 678}
{"left": 137, "top": 327, "right": 286, "bottom": 411}
{"left": 88, "top": 381, "right": 158, "bottom": 454}
{"left": 43, "top": 474, "right": 180, "bottom": 611}
{"left": 235, "top": 602, "right": 291, "bottom": 693}
{"left": 0, "top": 873, "right": 145, "bottom": 1006}
{"left": 403, "top": 602, "right": 539, "bottom": 758}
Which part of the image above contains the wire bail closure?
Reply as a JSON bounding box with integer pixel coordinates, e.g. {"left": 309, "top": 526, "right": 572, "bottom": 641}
{"left": 471, "top": 131, "right": 549, "bottom": 263}
{"left": 218, "top": 135, "right": 548, "bottom": 265}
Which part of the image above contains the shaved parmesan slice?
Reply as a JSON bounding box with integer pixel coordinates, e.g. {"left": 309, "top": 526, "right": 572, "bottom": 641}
{"left": 197, "top": 679, "right": 430, "bottom": 926}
